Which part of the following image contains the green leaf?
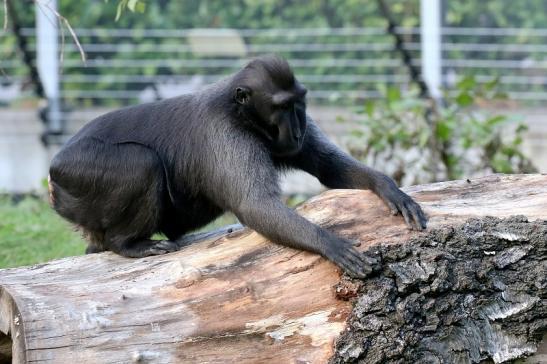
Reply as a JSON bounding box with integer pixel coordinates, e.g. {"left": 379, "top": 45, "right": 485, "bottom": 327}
{"left": 371, "top": 139, "right": 387, "bottom": 152}
{"left": 436, "top": 121, "right": 452, "bottom": 141}
{"left": 135, "top": 1, "right": 146, "bottom": 13}
{"left": 485, "top": 115, "right": 506, "bottom": 126}
{"left": 115, "top": 1, "right": 125, "bottom": 21}
{"left": 493, "top": 91, "right": 509, "bottom": 100}
{"left": 483, "top": 76, "right": 500, "bottom": 91}
{"left": 492, "top": 153, "right": 513, "bottom": 173}
{"left": 364, "top": 100, "right": 375, "bottom": 118}
{"left": 128, "top": 0, "right": 138, "bottom": 12}
{"left": 350, "top": 130, "right": 364, "bottom": 138}
{"left": 515, "top": 123, "right": 528, "bottom": 133}
{"left": 418, "top": 129, "right": 430, "bottom": 148}
{"left": 455, "top": 91, "right": 473, "bottom": 107}
{"left": 445, "top": 154, "right": 459, "bottom": 168}
{"left": 386, "top": 87, "right": 401, "bottom": 103}
{"left": 501, "top": 146, "right": 516, "bottom": 158}
{"left": 462, "top": 136, "right": 472, "bottom": 149}
{"left": 456, "top": 75, "right": 476, "bottom": 91}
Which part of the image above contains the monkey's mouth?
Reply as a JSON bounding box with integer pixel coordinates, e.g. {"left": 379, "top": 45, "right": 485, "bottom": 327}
{"left": 271, "top": 126, "right": 306, "bottom": 157}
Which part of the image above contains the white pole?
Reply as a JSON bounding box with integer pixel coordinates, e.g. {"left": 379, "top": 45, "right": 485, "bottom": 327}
{"left": 36, "top": 0, "right": 62, "bottom": 134}
{"left": 420, "top": 0, "right": 442, "bottom": 100}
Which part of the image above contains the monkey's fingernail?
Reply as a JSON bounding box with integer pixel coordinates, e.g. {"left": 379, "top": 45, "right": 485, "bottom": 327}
{"left": 353, "top": 242, "right": 361, "bottom": 247}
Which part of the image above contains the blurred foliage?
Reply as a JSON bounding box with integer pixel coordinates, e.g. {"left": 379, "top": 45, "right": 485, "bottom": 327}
{"left": 347, "top": 75, "right": 537, "bottom": 185}
{"left": 107, "top": 0, "right": 147, "bottom": 21}
{"left": 445, "top": 1, "right": 547, "bottom": 28}
{"left": 4, "top": 1, "right": 547, "bottom": 107}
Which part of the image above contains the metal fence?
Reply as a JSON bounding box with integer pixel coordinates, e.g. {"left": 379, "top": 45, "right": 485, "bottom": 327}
{"left": 2, "top": 26, "right": 547, "bottom": 107}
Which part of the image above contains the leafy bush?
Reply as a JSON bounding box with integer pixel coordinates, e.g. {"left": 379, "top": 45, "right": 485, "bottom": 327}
{"left": 347, "top": 76, "right": 536, "bottom": 185}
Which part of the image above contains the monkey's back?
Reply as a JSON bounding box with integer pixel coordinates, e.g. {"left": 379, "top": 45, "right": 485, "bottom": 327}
{"left": 67, "top": 95, "right": 196, "bottom": 148}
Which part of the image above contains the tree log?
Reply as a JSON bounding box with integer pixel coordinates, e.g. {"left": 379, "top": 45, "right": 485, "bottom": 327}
{"left": 0, "top": 174, "right": 545, "bottom": 364}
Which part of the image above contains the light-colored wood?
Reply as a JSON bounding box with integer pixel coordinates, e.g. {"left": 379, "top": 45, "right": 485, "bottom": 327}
{"left": 0, "top": 174, "right": 545, "bottom": 363}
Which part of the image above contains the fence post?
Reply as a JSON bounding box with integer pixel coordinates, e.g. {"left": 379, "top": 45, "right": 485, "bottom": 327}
{"left": 420, "top": 0, "right": 442, "bottom": 100}
{"left": 36, "top": 0, "right": 63, "bottom": 137}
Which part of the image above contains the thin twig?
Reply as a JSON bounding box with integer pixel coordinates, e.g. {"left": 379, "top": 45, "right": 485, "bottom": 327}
{"left": 59, "top": 18, "right": 65, "bottom": 65}
{"left": 61, "top": 16, "right": 86, "bottom": 63}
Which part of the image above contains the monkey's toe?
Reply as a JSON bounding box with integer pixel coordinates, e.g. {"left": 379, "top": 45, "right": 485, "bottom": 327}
{"left": 145, "top": 240, "right": 180, "bottom": 256}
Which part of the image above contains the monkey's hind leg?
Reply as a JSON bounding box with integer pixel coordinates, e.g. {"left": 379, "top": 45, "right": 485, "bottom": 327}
{"left": 92, "top": 142, "right": 183, "bottom": 258}
{"left": 84, "top": 231, "right": 181, "bottom": 258}
{"left": 52, "top": 139, "right": 181, "bottom": 258}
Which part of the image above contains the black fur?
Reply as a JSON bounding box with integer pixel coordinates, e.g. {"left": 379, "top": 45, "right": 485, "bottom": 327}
{"left": 49, "top": 55, "right": 427, "bottom": 278}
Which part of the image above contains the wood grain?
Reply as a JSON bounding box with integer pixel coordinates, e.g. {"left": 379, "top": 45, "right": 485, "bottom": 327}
{"left": 0, "top": 174, "right": 545, "bottom": 363}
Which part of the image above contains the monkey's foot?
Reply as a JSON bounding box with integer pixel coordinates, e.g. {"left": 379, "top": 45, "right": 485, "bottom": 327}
{"left": 143, "top": 240, "right": 181, "bottom": 256}
{"left": 117, "top": 239, "right": 181, "bottom": 258}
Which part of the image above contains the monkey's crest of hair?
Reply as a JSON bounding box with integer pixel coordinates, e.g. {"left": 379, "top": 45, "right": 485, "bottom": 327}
{"left": 241, "top": 55, "right": 296, "bottom": 90}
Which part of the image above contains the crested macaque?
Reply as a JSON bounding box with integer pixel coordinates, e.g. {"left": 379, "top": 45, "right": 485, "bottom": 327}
{"left": 49, "top": 55, "right": 427, "bottom": 278}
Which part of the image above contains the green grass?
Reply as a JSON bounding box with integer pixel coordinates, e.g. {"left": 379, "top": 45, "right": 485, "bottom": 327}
{"left": 0, "top": 195, "right": 238, "bottom": 269}
{"left": 0, "top": 192, "right": 310, "bottom": 269}
{"left": 0, "top": 196, "right": 86, "bottom": 268}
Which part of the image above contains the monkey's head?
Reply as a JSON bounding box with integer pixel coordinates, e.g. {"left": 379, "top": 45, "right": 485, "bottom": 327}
{"left": 233, "top": 55, "right": 308, "bottom": 157}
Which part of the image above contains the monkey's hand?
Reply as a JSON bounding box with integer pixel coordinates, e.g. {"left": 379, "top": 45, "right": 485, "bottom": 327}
{"left": 373, "top": 176, "right": 427, "bottom": 231}
{"left": 322, "top": 236, "right": 379, "bottom": 279}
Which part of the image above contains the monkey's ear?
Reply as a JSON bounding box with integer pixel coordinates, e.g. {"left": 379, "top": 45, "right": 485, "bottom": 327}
{"left": 234, "top": 87, "right": 251, "bottom": 105}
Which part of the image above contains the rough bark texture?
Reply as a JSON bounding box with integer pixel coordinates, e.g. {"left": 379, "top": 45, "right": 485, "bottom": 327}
{"left": 0, "top": 174, "right": 545, "bottom": 363}
{"left": 331, "top": 216, "right": 546, "bottom": 364}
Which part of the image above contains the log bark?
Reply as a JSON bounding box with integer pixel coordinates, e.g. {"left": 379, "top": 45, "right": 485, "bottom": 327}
{"left": 0, "top": 174, "right": 545, "bottom": 364}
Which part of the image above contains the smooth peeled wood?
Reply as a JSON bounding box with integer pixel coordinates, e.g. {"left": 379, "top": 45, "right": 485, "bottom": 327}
{"left": 0, "top": 174, "right": 545, "bottom": 363}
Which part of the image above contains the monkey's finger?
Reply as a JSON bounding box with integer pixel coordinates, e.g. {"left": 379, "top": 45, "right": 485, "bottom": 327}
{"left": 385, "top": 199, "right": 399, "bottom": 215}
{"left": 400, "top": 206, "right": 413, "bottom": 230}
{"left": 411, "top": 205, "right": 428, "bottom": 230}
{"left": 338, "top": 249, "right": 368, "bottom": 278}
{"left": 339, "top": 249, "right": 363, "bottom": 270}
{"left": 343, "top": 261, "right": 368, "bottom": 279}
{"left": 403, "top": 203, "right": 420, "bottom": 231}
{"left": 404, "top": 201, "right": 425, "bottom": 231}
{"left": 346, "top": 249, "right": 373, "bottom": 277}
{"left": 348, "top": 253, "right": 368, "bottom": 273}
